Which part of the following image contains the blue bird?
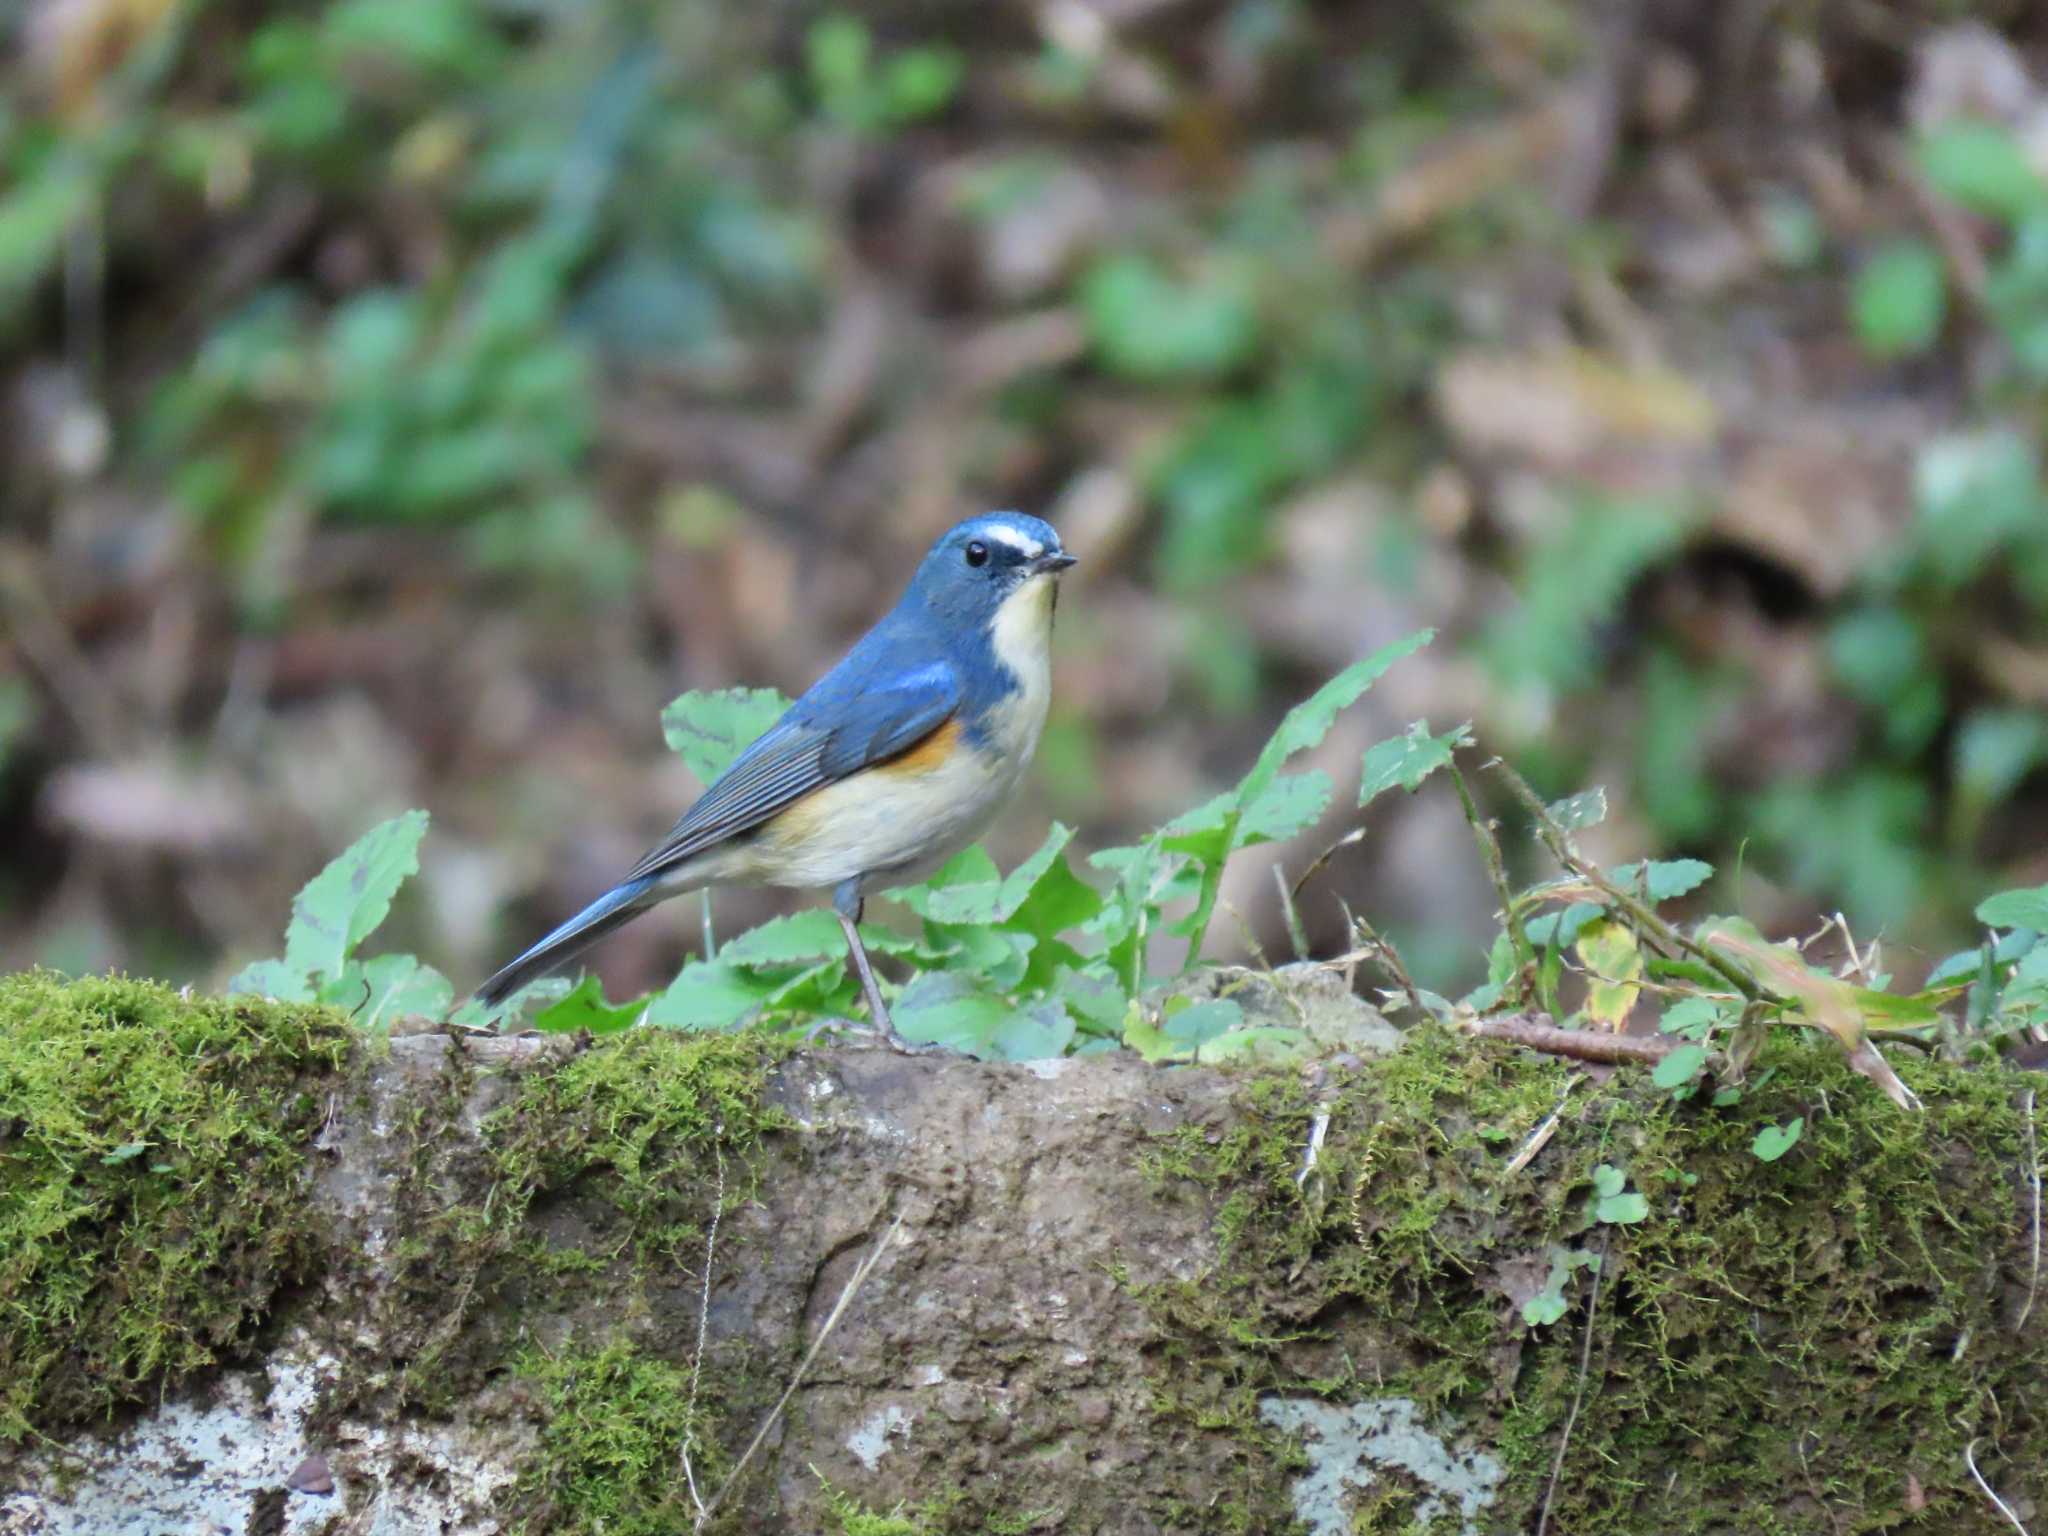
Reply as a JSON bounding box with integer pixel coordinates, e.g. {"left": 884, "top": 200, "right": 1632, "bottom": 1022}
{"left": 475, "top": 512, "right": 1076, "bottom": 1049}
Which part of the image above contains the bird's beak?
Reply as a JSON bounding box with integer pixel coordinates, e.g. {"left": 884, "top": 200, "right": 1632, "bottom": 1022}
{"left": 1029, "top": 551, "right": 1078, "bottom": 576}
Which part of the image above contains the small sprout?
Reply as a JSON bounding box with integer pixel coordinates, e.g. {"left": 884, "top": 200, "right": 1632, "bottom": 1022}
{"left": 1651, "top": 1043, "right": 1709, "bottom": 1093}
{"left": 1751, "top": 1117, "right": 1805, "bottom": 1163}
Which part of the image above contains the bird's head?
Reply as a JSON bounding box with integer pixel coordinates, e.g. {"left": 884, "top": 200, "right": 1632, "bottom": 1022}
{"left": 906, "top": 513, "right": 1076, "bottom": 645}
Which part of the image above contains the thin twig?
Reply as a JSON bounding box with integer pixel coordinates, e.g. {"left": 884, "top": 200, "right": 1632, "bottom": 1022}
{"left": 1535, "top": 1227, "right": 1610, "bottom": 1536}
{"left": 1467, "top": 1014, "right": 1676, "bottom": 1066}
{"left": 1273, "top": 863, "right": 1310, "bottom": 963}
{"left": 1491, "top": 760, "right": 1760, "bottom": 1003}
{"left": 1451, "top": 761, "right": 1532, "bottom": 975}
{"left": 2019, "top": 1089, "right": 2042, "bottom": 1333}
{"left": 1345, "top": 907, "right": 1429, "bottom": 1019}
{"left": 691, "top": 1210, "right": 909, "bottom": 1532}
{"left": 1965, "top": 1438, "right": 2032, "bottom": 1536}
{"left": 679, "top": 1137, "right": 727, "bottom": 1518}
{"left": 1505, "top": 1075, "right": 1581, "bottom": 1176}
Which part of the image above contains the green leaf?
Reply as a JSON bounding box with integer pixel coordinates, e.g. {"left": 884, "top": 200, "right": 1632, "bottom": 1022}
{"left": 1917, "top": 121, "right": 2047, "bottom": 224}
{"left": 1079, "top": 254, "right": 1260, "bottom": 382}
{"left": 1979, "top": 885, "right": 2048, "bottom": 933}
{"left": 1596, "top": 1189, "right": 1649, "bottom": 1225}
{"left": 1657, "top": 997, "right": 1724, "bottom": 1039}
{"left": 1162, "top": 998, "right": 1244, "bottom": 1048}
{"left": 1609, "top": 859, "right": 1715, "bottom": 902}
{"left": 1751, "top": 1116, "right": 1805, "bottom": 1162}
{"left": 533, "top": 975, "right": 653, "bottom": 1035}
{"left": 1546, "top": 788, "right": 1608, "bottom": 832}
{"left": 1591, "top": 1164, "right": 1626, "bottom": 1198}
{"left": 1360, "top": 720, "right": 1471, "bottom": 806}
{"left": 1237, "top": 772, "right": 1331, "bottom": 846}
{"left": 660, "top": 687, "right": 793, "bottom": 784}
{"left": 226, "top": 958, "right": 314, "bottom": 1003}
{"left": 1173, "top": 631, "right": 1435, "bottom": 966}
{"left": 326, "top": 952, "right": 454, "bottom": 1031}
{"left": 281, "top": 810, "right": 429, "bottom": 984}
{"left": 645, "top": 960, "right": 781, "bottom": 1031}
{"left": 1925, "top": 945, "right": 1991, "bottom": 989}
{"left": 891, "top": 972, "right": 1011, "bottom": 1056}
{"left": 1651, "top": 1042, "right": 1709, "bottom": 1090}
{"left": 1523, "top": 902, "right": 1602, "bottom": 949}
{"left": 987, "top": 1001, "right": 1077, "bottom": 1062}
{"left": 887, "top": 845, "right": 1002, "bottom": 918}
{"left": 101, "top": 1142, "right": 151, "bottom": 1166}
{"left": 1244, "top": 632, "right": 1435, "bottom": 803}
{"left": 719, "top": 909, "right": 849, "bottom": 966}
{"left": 1850, "top": 239, "right": 1946, "bottom": 359}
{"left": 920, "top": 825, "right": 1083, "bottom": 926}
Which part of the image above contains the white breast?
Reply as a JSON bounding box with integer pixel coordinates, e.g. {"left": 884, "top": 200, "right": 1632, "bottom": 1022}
{"left": 984, "top": 573, "right": 1055, "bottom": 765}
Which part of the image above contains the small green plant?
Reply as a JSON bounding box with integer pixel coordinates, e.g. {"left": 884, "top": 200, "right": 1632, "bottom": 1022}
{"left": 805, "top": 14, "right": 963, "bottom": 134}
{"left": 228, "top": 808, "right": 462, "bottom": 1030}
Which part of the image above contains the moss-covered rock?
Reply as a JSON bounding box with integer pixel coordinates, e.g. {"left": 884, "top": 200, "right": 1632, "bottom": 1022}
{"left": 1141, "top": 1022, "right": 2048, "bottom": 1533}
{"left": 0, "top": 971, "right": 353, "bottom": 1439}
{"left": 2, "top": 974, "right": 2041, "bottom": 1534}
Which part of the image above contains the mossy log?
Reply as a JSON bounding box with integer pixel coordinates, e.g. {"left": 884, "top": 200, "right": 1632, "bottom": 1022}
{"left": 1, "top": 971, "right": 2043, "bottom": 1535}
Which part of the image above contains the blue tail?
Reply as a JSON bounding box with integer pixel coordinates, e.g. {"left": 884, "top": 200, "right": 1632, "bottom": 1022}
{"left": 474, "top": 874, "right": 660, "bottom": 1008}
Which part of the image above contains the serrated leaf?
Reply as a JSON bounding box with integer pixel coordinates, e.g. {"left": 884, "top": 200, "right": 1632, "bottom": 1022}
{"left": 1609, "top": 858, "right": 1715, "bottom": 902}
{"left": 1657, "top": 997, "right": 1724, "bottom": 1039}
{"left": 660, "top": 686, "right": 792, "bottom": 784}
{"left": 887, "top": 845, "right": 1002, "bottom": 918}
{"left": 326, "top": 952, "right": 454, "bottom": 1032}
{"left": 1359, "top": 720, "right": 1471, "bottom": 806}
{"left": 719, "top": 909, "right": 849, "bottom": 966}
{"left": 226, "top": 957, "right": 314, "bottom": 1003}
{"left": 921, "top": 825, "right": 1081, "bottom": 926}
{"left": 987, "top": 1001, "right": 1077, "bottom": 1062}
{"left": 1237, "top": 772, "right": 1331, "bottom": 846}
{"left": 1242, "top": 631, "right": 1434, "bottom": 804}
{"left": 1978, "top": 885, "right": 2048, "bottom": 933}
{"left": 891, "top": 972, "right": 1010, "bottom": 1057}
{"left": 645, "top": 959, "right": 781, "bottom": 1031}
{"left": 1651, "top": 1042, "right": 1708, "bottom": 1089}
{"left": 1751, "top": 1116, "right": 1804, "bottom": 1162}
{"left": 1576, "top": 918, "right": 1643, "bottom": 1029}
{"left": 1546, "top": 787, "right": 1608, "bottom": 832}
{"left": 282, "top": 810, "right": 429, "bottom": 983}
{"left": 532, "top": 975, "right": 651, "bottom": 1035}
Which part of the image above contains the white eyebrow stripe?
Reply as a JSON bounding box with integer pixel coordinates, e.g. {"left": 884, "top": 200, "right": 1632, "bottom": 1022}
{"left": 979, "top": 525, "right": 1042, "bottom": 556}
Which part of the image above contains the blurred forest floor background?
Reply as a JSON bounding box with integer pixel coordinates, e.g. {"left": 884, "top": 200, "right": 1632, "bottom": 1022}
{"left": 5, "top": 0, "right": 2048, "bottom": 1002}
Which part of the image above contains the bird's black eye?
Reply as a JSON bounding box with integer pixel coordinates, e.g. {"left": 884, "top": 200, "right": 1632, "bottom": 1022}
{"left": 964, "top": 540, "right": 990, "bottom": 568}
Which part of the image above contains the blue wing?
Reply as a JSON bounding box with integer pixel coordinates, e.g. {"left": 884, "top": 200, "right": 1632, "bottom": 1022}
{"left": 622, "top": 650, "right": 959, "bottom": 884}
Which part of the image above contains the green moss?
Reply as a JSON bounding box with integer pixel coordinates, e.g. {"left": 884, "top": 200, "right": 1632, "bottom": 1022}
{"left": 474, "top": 1030, "right": 789, "bottom": 1529}
{"left": 0, "top": 971, "right": 353, "bottom": 1440}
{"left": 1138, "top": 1024, "right": 2048, "bottom": 1532}
{"left": 482, "top": 1028, "right": 789, "bottom": 1264}
{"left": 510, "top": 1337, "right": 713, "bottom": 1536}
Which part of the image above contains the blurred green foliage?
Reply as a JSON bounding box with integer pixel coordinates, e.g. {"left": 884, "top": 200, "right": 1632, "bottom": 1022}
{"left": 7, "top": 2, "right": 2048, "bottom": 979}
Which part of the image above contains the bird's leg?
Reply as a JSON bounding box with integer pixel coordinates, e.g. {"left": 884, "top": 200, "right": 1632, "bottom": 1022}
{"left": 832, "top": 884, "right": 938, "bottom": 1055}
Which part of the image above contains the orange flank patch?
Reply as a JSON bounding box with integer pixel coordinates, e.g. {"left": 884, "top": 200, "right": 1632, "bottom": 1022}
{"left": 878, "top": 715, "right": 964, "bottom": 776}
{"left": 757, "top": 715, "right": 963, "bottom": 854}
